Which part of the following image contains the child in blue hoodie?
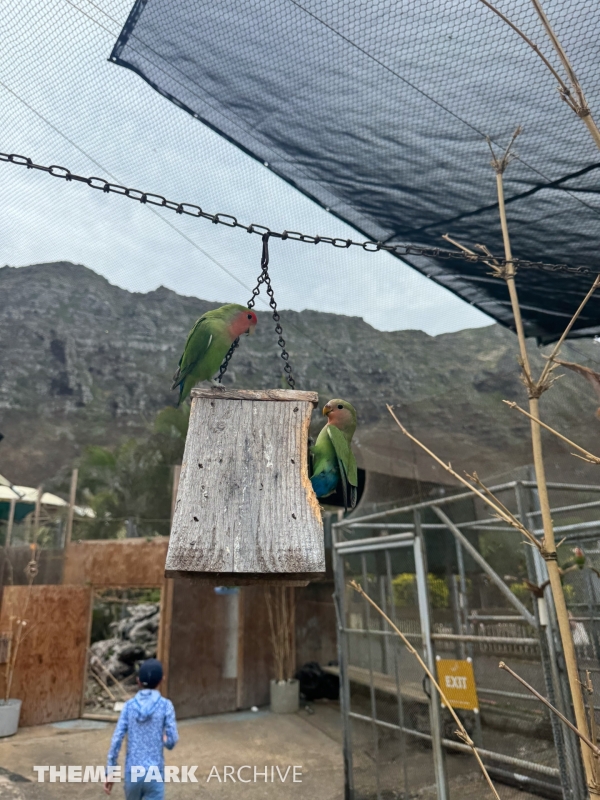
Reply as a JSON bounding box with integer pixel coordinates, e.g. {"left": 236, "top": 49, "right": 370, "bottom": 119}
{"left": 104, "top": 659, "right": 178, "bottom": 799}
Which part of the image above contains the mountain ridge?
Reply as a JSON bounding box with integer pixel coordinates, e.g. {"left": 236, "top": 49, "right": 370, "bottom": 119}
{"left": 2, "top": 261, "right": 599, "bottom": 489}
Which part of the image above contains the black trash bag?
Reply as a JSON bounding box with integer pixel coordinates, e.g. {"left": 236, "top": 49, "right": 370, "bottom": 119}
{"left": 295, "top": 661, "right": 339, "bottom": 701}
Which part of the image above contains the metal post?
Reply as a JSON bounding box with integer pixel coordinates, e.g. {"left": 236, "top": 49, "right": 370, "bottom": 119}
{"left": 385, "top": 548, "right": 410, "bottom": 797}
{"left": 379, "top": 574, "right": 392, "bottom": 674}
{"left": 64, "top": 467, "right": 78, "bottom": 547}
{"left": 522, "top": 477, "right": 587, "bottom": 800}
{"left": 455, "top": 537, "right": 473, "bottom": 660}
{"left": 332, "top": 525, "right": 354, "bottom": 800}
{"left": 413, "top": 510, "right": 449, "bottom": 800}
{"left": 361, "top": 554, "right": 382, "bottom": 800}
{"left": 515, "top": 481, "right": 573, "bottom": 799}
{"left": 448, "top": 565, "right": 464, "bottom": 659}
{"left": 584, "top": 562, "right": 600, "bottom": 663}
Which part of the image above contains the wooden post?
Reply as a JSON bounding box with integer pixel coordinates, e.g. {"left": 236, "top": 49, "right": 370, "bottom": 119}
{"left": 165, "top": 388, "right": 325, "bottom": 585}
{"left": 157, "top": 465, "right": 180, "bottom": 696}
{"left": 33, "top": 485, "right": 43, "bottom": 544}
{"left": 64, "top": 468, "right": 78, "bottom": 548}
{"left": 5, "top": 498, "right": 15, "bottom": 550}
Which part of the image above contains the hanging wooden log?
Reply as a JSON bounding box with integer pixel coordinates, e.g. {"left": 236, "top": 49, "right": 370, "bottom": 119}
{"left": 165, "top": 387, "right": 325, "bottom": 586}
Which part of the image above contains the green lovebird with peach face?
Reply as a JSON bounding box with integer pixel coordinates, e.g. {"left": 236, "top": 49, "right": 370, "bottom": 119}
{"left": 171, "top": 304, "right": 257, "bottom": 405}
{"left": 310, "top": 399, "right": 358, "bottom": 511}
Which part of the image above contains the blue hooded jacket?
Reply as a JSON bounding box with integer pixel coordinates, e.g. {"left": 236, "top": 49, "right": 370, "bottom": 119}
{"left": 107, "top": 689, "right": 178, "bottom": 780}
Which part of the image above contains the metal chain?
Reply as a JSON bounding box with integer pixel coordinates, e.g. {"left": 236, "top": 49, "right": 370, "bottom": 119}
{"left": 253, "top": 234, "right": 295, "bottom": 388}
{"left": 1, "top": 151, "right": 595, "bottom": 275}
{"left": 216, "top": 336, "right": 240, "bottom": 383}
{"left": 219, "top": 234, "right": 295, "bottom": 387}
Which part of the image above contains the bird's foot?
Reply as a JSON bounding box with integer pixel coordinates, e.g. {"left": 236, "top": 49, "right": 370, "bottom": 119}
{"left": 211, "top": 379, "right": 226, "bottom": 389}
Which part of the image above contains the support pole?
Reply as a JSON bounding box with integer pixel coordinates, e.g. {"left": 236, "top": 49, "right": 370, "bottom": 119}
{"left": 332, "top": 523, "right": 354, "bottom": 800}
{"left": 414, "top": 510, "right": 449, "bottom": 800}
{"left": 5, "top": 498, "right": 15, "bottom": 550}
{"left": 496, "top": 168, "right": 598, "bottom": 794}
{"left": 521, "top": 478, "right": 587, "bottom": 800}
{"left": 516, "top": 482, "right": 581, "bottom": 799}
{"left": 33, "top": 485, "right": 43, "bottom": 544}
{"left": 64, "top": 468, "right": 78, "bottom": 548}
{"left": 0, "top": 497, "right": 16, "bottom": 590}
{"left": 157, "top": 465, "right": 179, "bottom": 696}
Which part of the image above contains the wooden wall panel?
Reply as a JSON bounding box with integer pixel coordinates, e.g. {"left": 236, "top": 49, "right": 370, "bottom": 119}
{"left": 237, "top": 586, "right": 274, "bottom": 709}
{"left": 167, "top": 578, "right": 237, "bottom": 719}
{"left": 0, "top": 586, "right": 91, "bottom": 726}
{"left": 63, "top": 538, "right": 168, "bottom": 587}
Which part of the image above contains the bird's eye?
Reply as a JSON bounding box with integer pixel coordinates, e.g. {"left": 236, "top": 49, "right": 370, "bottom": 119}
{"left": 247, "top": 314, "right": 253, "bottom": 320}
{"left": 337, "top": 404, "right": 343, "bottom": 409}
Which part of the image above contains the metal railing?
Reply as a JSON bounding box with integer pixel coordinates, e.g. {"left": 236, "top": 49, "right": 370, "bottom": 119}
{"left": 332, "top": 478, "right": 600, "bottom": 800}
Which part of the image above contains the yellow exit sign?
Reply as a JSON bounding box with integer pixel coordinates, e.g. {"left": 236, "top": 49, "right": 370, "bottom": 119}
{"left": 436, "top": 658, "right": 479, "bottom": 712}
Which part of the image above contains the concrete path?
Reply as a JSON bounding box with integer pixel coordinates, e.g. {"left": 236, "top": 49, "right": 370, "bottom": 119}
{"left": 0, "top": 703, "right": 547, "bottom": 799}
{"left": 0, "top": 708, "right": 343, "bottom": 800}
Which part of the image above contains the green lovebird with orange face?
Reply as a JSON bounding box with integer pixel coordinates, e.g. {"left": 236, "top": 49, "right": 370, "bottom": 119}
{"left": 171, "top": 304, "right": 257, "bottom": 405}
{"left": 310, "top": 399, "right": 358, "bottom": 510}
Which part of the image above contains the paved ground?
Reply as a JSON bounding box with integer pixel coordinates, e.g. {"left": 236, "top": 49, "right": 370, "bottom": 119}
{"left": 0, "top": 706, "right": 343, "bottom": 800}
{"left": 0, "top": 702, "right": 547, "bottom": 799}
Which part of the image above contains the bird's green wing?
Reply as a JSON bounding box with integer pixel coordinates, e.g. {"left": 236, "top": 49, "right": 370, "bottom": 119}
{"left": 327, "top": 426, "right": 358, "bottom": 486}
{"left": 327, "top": 425, "right": 358, "bottom": 510}
{"left": 171, "top": 315, "right": 215, "bottom": 388}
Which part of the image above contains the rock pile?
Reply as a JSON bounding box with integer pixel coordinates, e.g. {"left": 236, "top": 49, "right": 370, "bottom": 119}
{"left": 90, "top": 603, "right": 160, "bottom": 684}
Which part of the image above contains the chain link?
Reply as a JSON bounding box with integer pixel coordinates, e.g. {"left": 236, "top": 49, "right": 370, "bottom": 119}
{"left": 219, "top": 234, "right": 295, "bottom": 387}
{"left": 2, "top": 152, "right": 595, "bottom": 275}
{"left": 216, "top": 336, "right": 240, "bottom": 383}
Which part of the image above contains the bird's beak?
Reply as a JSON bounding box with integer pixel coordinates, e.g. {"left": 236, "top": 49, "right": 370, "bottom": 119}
{"left": 247, "top": 324, "right": 256, "bottom": 336}
{"left": 323, "top": 404, "right": 332, "bottom": 416}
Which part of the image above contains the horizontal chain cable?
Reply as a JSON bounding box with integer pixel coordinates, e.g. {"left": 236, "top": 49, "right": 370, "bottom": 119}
{"left": 0, "top": 151, "right": 595, "bottom": 275}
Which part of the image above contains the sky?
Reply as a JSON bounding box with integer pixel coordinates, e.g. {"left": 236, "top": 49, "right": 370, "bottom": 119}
{"left": 0, "top": 0, "right": 493, "bottom": 335}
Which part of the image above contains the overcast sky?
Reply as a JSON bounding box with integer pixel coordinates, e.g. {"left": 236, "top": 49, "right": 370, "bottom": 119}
{"left": 0, "top": 0, "right": 492, "bottom": 335}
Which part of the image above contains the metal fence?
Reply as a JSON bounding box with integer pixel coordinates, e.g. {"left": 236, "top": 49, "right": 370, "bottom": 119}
{"left": 332, "top": 478, "right": 600, "bottom": 800}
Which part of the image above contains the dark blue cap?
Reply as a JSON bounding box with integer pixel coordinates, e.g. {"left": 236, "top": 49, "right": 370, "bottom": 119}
{"left": 138, "top": 658, "right": 163, "bottom": 688}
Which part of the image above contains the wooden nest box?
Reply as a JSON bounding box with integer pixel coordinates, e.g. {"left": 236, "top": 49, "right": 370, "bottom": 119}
{"left": 166, "top": 388, "right": 325, "bottom": 586}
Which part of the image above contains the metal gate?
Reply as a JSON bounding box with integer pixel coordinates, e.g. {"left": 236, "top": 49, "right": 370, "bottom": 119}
{"left": 331, "top": 479, "right": 595, "bottom": 800}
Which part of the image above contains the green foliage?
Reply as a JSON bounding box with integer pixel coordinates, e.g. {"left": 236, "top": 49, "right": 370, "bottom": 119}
{"left": 508, "top": 581, "right": 533, "bottom": 604}
{"left": 75, "top": 406, "right": 189, "bottom": 540}
{"left": 478, "top": 530, "right": 527, "bottom": 580}
{"left": 392, "top": 573, "right": 450, "bottom": 608}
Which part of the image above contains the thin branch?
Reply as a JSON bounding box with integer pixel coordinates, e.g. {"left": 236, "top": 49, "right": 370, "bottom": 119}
{"left": 537, "top": 274, "right": 600, "bottom": 389}
{"left": 487, "top": 127, "right": 523, "bottom": 175}
{"left": 350, "top": 580, "right": 501, "bottom": 799}
{"left": 528, "top": 0, "right": 587, "bottom": 111}
{"left": 387, "top": 405, "right": 540, "bottom": 549}
{"left": 503, "top": 401, "right": 600, "bottom": 465}
{"left": 477, "top": 0, "right": 600, "bottom": 148}
{"left": 500, "top": 661, "right": 600, "bottom": 757}
{"left": 90, "top": 669, "right": 117, "bottom": 702}
{"left": 442, "top": 234, "right": 504, "bottom": 277}
{"left": 475, "top": 0, "right": 573, "bottom": 100}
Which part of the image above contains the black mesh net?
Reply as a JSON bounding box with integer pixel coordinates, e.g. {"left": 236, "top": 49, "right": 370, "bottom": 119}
{"left": 112, "top": 0, "right": 600, "bottom": 342}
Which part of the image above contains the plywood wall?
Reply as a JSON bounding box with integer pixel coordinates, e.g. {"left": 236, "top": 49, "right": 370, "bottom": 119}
{"left": 0, "top": 585, "right": 91, "bottom": 726}
{"left": 63, "top": 538, "right": 168, "bottom": 587}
